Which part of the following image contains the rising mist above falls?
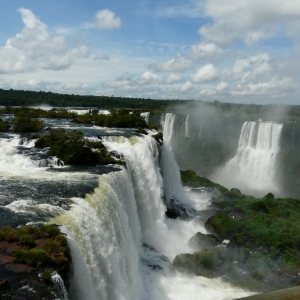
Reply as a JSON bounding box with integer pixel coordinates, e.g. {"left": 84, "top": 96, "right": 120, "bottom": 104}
{"left": 158, "top": 102, "right": 294, "bottom": 198}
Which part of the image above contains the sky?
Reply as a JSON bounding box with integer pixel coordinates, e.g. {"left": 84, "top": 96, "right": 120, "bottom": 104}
{"left": 0, "top": 0, "right": 300, "bottom": 104}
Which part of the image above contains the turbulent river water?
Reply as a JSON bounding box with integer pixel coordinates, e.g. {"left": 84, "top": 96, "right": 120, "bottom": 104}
{"left": 0, "top": 113, "right": 255, "bottom": 300}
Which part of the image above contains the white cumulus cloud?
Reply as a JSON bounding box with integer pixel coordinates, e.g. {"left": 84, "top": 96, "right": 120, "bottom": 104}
{"left": 181, "top": 81, "right": 193, "bottom": 92}
{"left": 217, "top": 82, "right": 228, "bottom": 91}
{"left": 199, "top": 0, "right": 300, "bottom": 45}
{"left": 165, "top": 74, "right": 182, "bottom": 84}
{"left": 187, "top": 43, "right": 222, "bottom": 61}
{"left": 0, "top": 8, "right": 88, "bottom": 74}
{"left": 137, "top": 71, "right": 164, "bottom": 85}
{"left": 95, "top": 9, "right": 122, "bottom": 30}
{"left": 190, "top": 64, "right": 219, "bottom": 82}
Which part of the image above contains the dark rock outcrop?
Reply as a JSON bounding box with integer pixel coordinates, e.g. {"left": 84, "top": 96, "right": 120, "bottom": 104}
{"left": 188, "top": 232, "right": 221, "bottom": 250}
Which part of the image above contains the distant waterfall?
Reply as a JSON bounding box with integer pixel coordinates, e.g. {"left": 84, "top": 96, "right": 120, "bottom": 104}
{"left": 161, "top": 113, "right": 191, "bottom": 206}
{"left": 198, "top": 123, "right": 202, "bottom": 140}
{"left": 140, "top": 112, "right": 150, "bottom": 124}
{"left": 212, "top": 121, "right": 283, "bottom": 196}
{"left": 185, "top": 115, "right": 190, "bottom": 138}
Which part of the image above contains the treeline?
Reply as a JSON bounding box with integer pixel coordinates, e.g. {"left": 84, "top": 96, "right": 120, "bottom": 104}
{"left": 0, "top": 89, "right": 190, "bottom": 109}
{"left": 73, "top": 109, "right": 148, "bottom": 128}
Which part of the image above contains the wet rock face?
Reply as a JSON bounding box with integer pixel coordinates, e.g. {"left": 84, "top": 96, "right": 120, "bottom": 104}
{"left": 188, "top": 232, "right": 221, "bottom": 250}
{"left": 1, "top": 276, "right": 59, "bottom": 300}
{"left": 165, "top": 198, "right": 197, "bottom": 219}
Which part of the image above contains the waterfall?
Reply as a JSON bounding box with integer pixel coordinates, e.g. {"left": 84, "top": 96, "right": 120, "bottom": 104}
{"left": 52, "top": 135, "right": 165, "bottom": 300}
{"left": 185, "top": 115, "right": 190, "bottom": 138}
{"left": 51, "top": 131, "right": 253, "bottom": 300}
{"left": 51, "top": 271, "right": 69, "bottom": 300}
{"left": 198, "top": 123, "right": 202, "bottom": 140}
{"left": 212, "top": 121, "right": 283, "bottom": 196}
{"left": 68, "top": 109, "right": 90, "bottom": 115}
{"left": 140, "top": 112, "right": 150, "bottom": 124}
{"left": 161, "top": 113, "right": 192, "bottom": 208}
{"left": 53, "top": 168, "right": 143, "bottom": 300}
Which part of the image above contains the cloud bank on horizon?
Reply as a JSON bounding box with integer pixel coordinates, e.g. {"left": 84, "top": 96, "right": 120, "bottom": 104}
{"left": 0, "top": 0, "right": 300, "bottom": 104}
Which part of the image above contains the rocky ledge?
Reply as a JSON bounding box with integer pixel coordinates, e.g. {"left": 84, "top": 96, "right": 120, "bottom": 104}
{"left": 0, "top": 225, "right": 69, "bottom": 300}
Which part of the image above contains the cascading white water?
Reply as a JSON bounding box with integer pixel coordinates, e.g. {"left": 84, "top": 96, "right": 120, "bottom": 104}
{"left": 185, "top": 115, "right": 190, "bottom": 138}
{"left": 51, "top": 271, "right": 69, "bottom": 300}
{"left": 98, "top": 109, "right": 110, "bottom": 115}
{"left": 0, "top": 135, "right": 88, "bottom": 179}
{"left": 68, "top": 109, "right": 90, "bottom": 115}
{"left": 50, "top": 125, "right": 254, "bottom": 300}
{"left": 198, "top": 123, "right": 202, "bottom": 140}
{"left": 140, "top": 112, "right": 150, "bottom": 124}
{"left": 53, "top": 168, "right": 143, "bottom": 300}
{"left": 161, "top": 113, "right": 193, "bottom": 208}
{"left": 212, "top": 121, "right": 283, "bottom": 196}
{"left": 0, "top": 135, "right": 37, "bottom": 174}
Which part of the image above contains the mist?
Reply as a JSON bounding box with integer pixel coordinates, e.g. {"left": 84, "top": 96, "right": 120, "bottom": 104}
{"left": 167, "top": 101, "right": 289, "bottom": 197}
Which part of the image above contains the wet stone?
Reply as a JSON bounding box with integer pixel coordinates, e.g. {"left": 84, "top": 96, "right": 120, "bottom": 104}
{"left": 0, "top": 255, "right": 14, "bottom": 265}
{"left": 5, "top": 263, "right": 34, "bottom": 273}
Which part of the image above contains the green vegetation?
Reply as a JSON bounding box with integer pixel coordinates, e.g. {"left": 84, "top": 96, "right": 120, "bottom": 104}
{"left": 153, "top": 132, "right": 163, "bottom": 144}
{"left": 136, "top": 127, "right": 148, "bottom": 135}
{"left": 14, "top": 249, "right": 53, "bottom": 268}
{"left": 188, "top": 232, "right": 221, "bottom": 249}
{"left": 35, "top": 129, "right": 121, "bottom": 165}
{"left": 0, "top": 119, "right": 8, "bottom": 132}
{"left": 0, "top": 224, "right": 62, "bottom": 243}
{"left": 0, "top": 225, "right": 69, "bottom": 269}
{"left": 175, "top": 170, "right": 300, "bottom": 291}
{"left": 13, "top": 116, "right": 43, "bottom": 133}
{"left": 180, "top": 170, "right": 229, "bottom": 194}
{"left": 73, "top": 108, "right": 148, "bottom": 128}
{"left": 0, "top": 106, "right": 76, "bottom": 119}
{"left": 0, "top": 106, "right": 77, "bottom": 133}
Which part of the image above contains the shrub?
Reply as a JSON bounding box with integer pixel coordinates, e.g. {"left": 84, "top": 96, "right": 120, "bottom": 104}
{"left": 205, "top": 214, "right": 240, "bottom": 238}
{"left": 14, "top": 116, "right": 43, "bottom": 133}
{"left": 19, "top": 234, "right": 36, "bottom": 247}
{"left": 35, "top": 135, "right": 51, "bottom": 147}
{"left": 43, "top": 269, "right": 52, "bottom": 281}
{"left": 153, "top": 132, "right": 163, "bottom": 144}
{"left": 251, "top": 201, "right": 269, "bottom": 213}
{"left": 29, "top": 133, "right": 40, "bottom": 139}
{"left": 0, "top": 120, "right": 8, "bottom": 132}
{"left": 137, "top": 127, "right": 148, "bottom": 135}
{"left": 14, "top": 249, "right": 53, "bottom": 268}
{"left": 40, "top": 225, "right": 60, "bottom": 238}
{"left": 251, "top": 267, "right": 266, "bottom": 280}
{"left": 43, "top": 240, "right": 62, "bottom": 255}
{"left": 0, "top": 226, "right": 17, "bottom": 242}
{"left": 54, "top": 234, "right": 68, "bottom": 247}
{"left": 85, "top": 140, "right": 104, "bottom": 149}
